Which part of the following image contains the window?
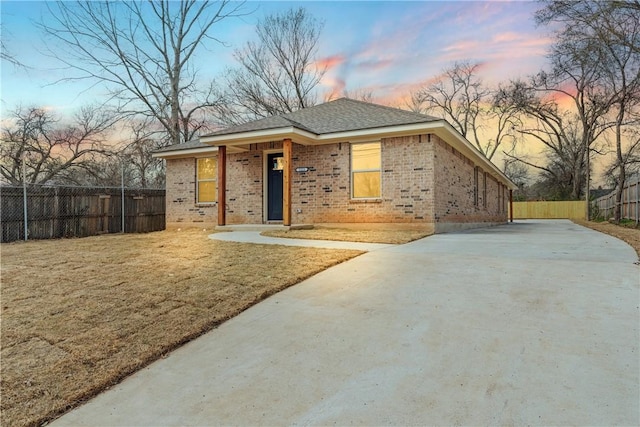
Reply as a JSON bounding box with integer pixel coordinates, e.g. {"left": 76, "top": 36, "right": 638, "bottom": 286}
{"left": 351, "top": 142, "right": 381, "bottom": 198}
{"left": 197, "top": 157, "right": 217, "bottom": 203}
{"left": 483, "top": 172, "right": 487, "bottom": 208}
{"left": 473, "top": 167, "right": 479, "bottom": 207}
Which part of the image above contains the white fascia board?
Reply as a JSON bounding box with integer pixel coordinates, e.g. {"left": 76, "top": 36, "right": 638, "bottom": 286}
{"left": 152, "top": 146, "right": 218, "bottom": 159}
{"left": 197, "top": 121, "right": 517, "bottom": 189}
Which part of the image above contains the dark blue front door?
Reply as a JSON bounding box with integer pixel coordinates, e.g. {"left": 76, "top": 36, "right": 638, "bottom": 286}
{"left": 267, "top": 153, "right": 283, "bottom": 221}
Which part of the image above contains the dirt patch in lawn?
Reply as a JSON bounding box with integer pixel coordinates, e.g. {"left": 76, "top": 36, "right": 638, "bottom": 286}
{"left": 262, "top": 224, "right": 434, "bottom": 244}
{"left": 573, "top": 219, "right": 640, "bottom": 259}
{"left": 0, "top": 229, "right": 362, "bottom": 427}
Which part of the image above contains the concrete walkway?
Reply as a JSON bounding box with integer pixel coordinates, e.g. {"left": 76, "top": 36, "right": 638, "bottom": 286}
{"left": 210, "top": 230, "right": 393, "bottom": 251}
{"left": 53, "top": 220, "right": 639, "bottom": 426}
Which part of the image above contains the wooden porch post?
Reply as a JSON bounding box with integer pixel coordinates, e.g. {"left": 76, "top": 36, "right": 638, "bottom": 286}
{"left": 283, "top": 138, "right": 292, "bottom": 226}
{"left": 217, "top": 145, "right": 226, "bottom": 226}
{"left": 509, "top": 189, "right": 514, "bottom": 223}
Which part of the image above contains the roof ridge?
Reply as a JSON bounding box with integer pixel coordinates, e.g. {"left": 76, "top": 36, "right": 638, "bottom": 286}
{"left": 334, "top": 97, "right": 438, "bottom": 120}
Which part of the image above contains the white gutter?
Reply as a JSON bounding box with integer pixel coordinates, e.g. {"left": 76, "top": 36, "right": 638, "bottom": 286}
{"left": 152, "top": 145, "right": 218, "bottom": 159}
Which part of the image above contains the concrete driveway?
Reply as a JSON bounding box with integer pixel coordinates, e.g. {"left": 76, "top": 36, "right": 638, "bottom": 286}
{"left": 53, "top": 220, "right": 639, "bottom": 426}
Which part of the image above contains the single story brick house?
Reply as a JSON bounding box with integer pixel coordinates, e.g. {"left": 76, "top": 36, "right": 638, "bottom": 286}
{"left": 154, "top": 98, "right": 516, "bottom": 233}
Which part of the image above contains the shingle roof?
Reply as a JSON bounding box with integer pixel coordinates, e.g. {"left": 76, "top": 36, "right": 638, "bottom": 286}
{"left": 206, "top": 98, "right": 440, "bottom": 137}
{"left": 153, "top": 138, "right": 213, "bottom": 154}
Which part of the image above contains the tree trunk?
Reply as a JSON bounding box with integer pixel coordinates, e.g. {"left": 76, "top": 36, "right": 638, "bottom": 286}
{"left": 613, "top": 118, "right": 625, "bottom": 222}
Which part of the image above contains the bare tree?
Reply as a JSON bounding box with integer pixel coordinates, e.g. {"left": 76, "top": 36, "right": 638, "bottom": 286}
{"left": 325, "top": 89, "right": 375, "bottom": 103}
{"left": 502, "top": 158, "right": 530, "bottom": 188}
{"left": 0, "top": 105, "right": 116, "bottom": 185}
{"left": 538, "top": 0, "right": 640, "bottom": 55}
{"left": 604, "top": 122, "right": 640, "bottom": 190}
{"left": 120, "top": 119, "right": 166, "bottom": 188}
{"left": 0, "top": 24, "right": 25, "bottom": 68}
{"left": 536, "top": 0, "right": 640, "bottom": 217}
{"left": 218, "top": 7, "right": 325, "bottom": 125}
{"left": 39, "top": 1, "right": 246, "bottom": 145}
{"left": 411, "top": 61, "right": 520, "bottom": 160}
{"left": 405, "top": 91, "right": 429, "bottom": 114}
{"left": 498, "top": 71, "right": 612, "bottom": 201}
{"left": 415, "top": 62, "right": 486, "bottom": 143}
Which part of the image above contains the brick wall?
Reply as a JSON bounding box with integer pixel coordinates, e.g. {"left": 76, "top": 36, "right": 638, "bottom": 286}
{"left": 226, "top": 145, "right": 268, "bottom": 224}
{"left": 291, "top": 135, "right": 434, "bottom": 223}
{"left": 164, "top": 134, "right": 508, "bottom": 229}
{"left": 432, "top": 136, "right": 507, "bottom": 230}
{"left": 165, "top": 158, "right": 217, "bottom": 226}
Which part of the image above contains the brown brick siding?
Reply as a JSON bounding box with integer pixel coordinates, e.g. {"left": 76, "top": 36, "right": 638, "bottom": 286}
{"left": 226, "top": 145, "right": 267, "bottom": 224}
{"left": 165, "top": 158, "right": 217, "bottom": 225}
{"left": 432, "top": 137, "right": 507, "bottom": 225}
{"left": 164, "top": 134, "right": 507, "bottom": 228}
{"left": 291, "top": 135, "right": 434, "bottom": 223}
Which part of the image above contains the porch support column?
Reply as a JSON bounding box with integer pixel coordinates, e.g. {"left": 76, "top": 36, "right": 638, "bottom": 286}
{"left": 217, "top": 145, "right": 227, "bottom": 226}
{"left": 509, "top": 189, "right": 514, "bottom": 223}
{"left": 283, "top": 138, "right": 292, "bottom": 226}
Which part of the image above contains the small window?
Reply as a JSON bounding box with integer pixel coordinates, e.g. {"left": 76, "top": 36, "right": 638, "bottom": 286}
{"left": 473, "top": 167, "right": 479, "bottom": 207}
{"left": 272, "top": 156, "right": 284, "bottom": 171}
{"left": 483, "top": 172, "right": 487, "bottom": 208}
{"left": 351, "top": 142, "right": 381, "bottom": 199}
{"left": 197, "top": 157, "right": 217, "bottom": 203}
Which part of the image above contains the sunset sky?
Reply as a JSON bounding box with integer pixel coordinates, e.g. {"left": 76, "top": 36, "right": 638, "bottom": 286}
{"left": 2, "top": 1, "right": 584, "bottom": 181}
{"left": 1, "top": 1, "right": 551, "bottom": 113}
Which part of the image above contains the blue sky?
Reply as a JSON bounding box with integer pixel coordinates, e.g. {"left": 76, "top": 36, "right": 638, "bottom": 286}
{"left": 1, "top": 1, "right": 551, "bottom": 118}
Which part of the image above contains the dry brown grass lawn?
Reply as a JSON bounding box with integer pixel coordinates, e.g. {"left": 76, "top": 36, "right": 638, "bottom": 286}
{"left": 573, "top": 219, "right": 640, "bottom": 259}
{"left": 0, "top": 229, "right": 362, "bottom": 427}
{"left": 262, "top": 224, "right": 434, "bottom": 244}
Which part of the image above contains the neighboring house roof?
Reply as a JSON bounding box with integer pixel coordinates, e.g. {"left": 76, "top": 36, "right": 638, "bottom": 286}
{"left": 154, "top": 98, "right": 516, "bottom": 189}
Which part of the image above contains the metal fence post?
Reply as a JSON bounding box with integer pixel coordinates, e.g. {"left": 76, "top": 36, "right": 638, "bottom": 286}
{"left": 22, "top": 155, "right": 28, "bottom": 241}
{"left": 121, "top": 162, "right": 125, "bottom": 233}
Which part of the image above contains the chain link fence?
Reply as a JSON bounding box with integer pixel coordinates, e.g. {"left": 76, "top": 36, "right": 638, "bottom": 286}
{"left": 1, "top": 184, "right": 165, "bottom": 243}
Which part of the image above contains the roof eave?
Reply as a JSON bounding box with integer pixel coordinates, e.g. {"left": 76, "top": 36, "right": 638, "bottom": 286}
{"left": 152, "top": 145, "right": 219, "bottom": 159}
{"left": 200, "top": 126, "right": 318, "bottom": 146}
{"left": 197, "top": 121, "right": 517, "bottom": 189}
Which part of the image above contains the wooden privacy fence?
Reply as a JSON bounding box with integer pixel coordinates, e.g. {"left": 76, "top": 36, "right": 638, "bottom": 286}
{"left": 511, "top": 201, "right": 587, "bottom": 220}
{"left": 0, "top": 185, "right": 165, "bottom": 242}
{"left": 593, "top": 174, "right": 640, "bottom": 223}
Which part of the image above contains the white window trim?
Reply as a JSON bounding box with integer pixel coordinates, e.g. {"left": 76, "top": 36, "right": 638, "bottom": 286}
{"left": 196, "top": 157, "right": 217, "bottom": 205}
{"left": 350, "top": 141, "right": 382, "bottom": 200}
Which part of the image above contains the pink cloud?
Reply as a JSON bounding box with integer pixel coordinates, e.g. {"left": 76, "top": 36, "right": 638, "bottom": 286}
{"left": 321, "top": 76, "right": 346, "bottom": 101}
{"left": 315, "top": 54, "right": 346, "bottom": 71}
{"left": 493, "top": 32, "right": 522, "bottom": 43}
{"left": 442, "top": 40, "right": 481, "bottom": 53}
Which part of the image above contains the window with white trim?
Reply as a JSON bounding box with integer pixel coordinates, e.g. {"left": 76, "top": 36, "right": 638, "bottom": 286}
{"left": 351, "top": 142, "right": 381, "bottom": 199}
{"left": 197, "top": 157, "right": 217, "bottom": 203}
